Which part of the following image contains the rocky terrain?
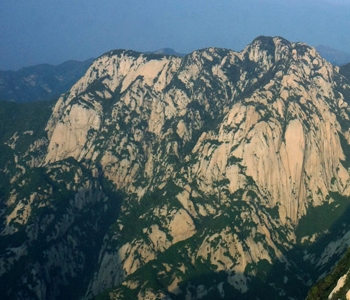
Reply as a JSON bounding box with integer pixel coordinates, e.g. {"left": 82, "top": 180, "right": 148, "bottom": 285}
{"left": 2, "top": 36, "right": 350, "bottom": 299}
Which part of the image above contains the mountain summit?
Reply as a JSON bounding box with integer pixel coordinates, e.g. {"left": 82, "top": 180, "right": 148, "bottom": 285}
{"left": 2, "top": 36, "right": 350, "bottom": 300}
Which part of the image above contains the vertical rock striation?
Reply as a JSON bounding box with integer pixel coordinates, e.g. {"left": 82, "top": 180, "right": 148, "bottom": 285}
{"left": 2, "top": 36, "right": 350, "bottom": 299}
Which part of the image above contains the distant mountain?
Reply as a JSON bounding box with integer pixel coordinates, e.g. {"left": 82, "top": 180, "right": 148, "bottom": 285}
{"left": 316, "top": 45, "right": 350, "bottom": 66}
{"left": 3, "top": 37, "right": 350, "bottom": 300}
{"left": 0, "top": 58, "right": 94, "bottom": 103}
{"left": 340, "top": 62, "right": 350, "bottom": 80}
{"left": 148, "top": 47, "right": 186, "bottom": 57}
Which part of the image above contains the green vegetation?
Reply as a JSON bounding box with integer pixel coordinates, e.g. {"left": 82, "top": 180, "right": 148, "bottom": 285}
{"left": 0, "top": 155, "right": 124, "bottom": 300}
{"left": 306, "top": 247, "right": 350, "bottom": 300}
{"left": 0, "top": 100, "right": 53, "bottom": 144}
{"left": 0, "top": 58, "right": 93, "bottom": 103}
{"left": 92, "top": 287, "right": 114, "bottom": 300}
{"left": 296, "top": 192, "right": 350, "bottom": 243}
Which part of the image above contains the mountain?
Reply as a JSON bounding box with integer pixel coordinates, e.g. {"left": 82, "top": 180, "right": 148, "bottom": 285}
{"left": 316, "top": 45, "right": 350, "bottom": 66}
{"left": 0, "top": 58, "right": 94, "bottom": 103}
{"left": 2, "top": 36, "right": 350, "bottom": 299}
{"left": 340, "top": 62, "right": 350, "bottom": 80}
{"left": 149, "top": 48, "right": 186, "bottom": 57}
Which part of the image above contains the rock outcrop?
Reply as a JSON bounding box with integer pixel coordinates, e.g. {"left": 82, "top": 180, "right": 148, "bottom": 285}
{"left": 2, "top": 36, "right": 350, "bottom": 300}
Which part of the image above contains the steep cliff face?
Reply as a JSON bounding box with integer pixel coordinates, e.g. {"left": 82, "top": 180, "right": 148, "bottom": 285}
{"left": 2, "top": 36, "right": 350, "bottom": 300}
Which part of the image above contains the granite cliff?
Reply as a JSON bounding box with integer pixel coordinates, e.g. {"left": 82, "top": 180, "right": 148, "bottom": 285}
{"left": 2, "top": 36, "right": 350, "bottom": 299}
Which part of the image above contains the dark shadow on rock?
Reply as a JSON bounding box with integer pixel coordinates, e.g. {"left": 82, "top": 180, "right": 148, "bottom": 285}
{"left": 0, "top": 158, "right": 124, "bottom": 300}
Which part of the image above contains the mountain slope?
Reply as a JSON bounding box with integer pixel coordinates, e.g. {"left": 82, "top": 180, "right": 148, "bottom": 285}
{"left": 306, "top": 248, "right": 350, "bottom": 300}
{"left": 2, "top": 36, "right": 350, "bottom": 300}
{"left": 316, "top": 45, "right": 350, "bottom": 66}
{"left": 0, "top": 59, "right": 94, "bottom": 103}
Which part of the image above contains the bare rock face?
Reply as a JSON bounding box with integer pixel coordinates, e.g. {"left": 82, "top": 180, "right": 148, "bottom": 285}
{"left": 45, "top": 37, "right": 350, "bottom": 299}
{"left": 3, "top": 36, "right": 350, "bottom": 300}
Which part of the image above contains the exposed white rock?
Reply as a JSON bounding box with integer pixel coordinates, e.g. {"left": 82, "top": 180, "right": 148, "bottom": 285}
{"left": 169, "top": 209, "right": 196, "bottom": 244}
{"left": 45, "top": 104, "right": 101, "bottom": 163}
{"left": 5, "top": 36, "right": 350, "bottom": 300}
{"left": 147, "top": 224, "right": 171, "bottom": 252}
{"left": 328, "top": 271, "right": 349, "bottom": 299}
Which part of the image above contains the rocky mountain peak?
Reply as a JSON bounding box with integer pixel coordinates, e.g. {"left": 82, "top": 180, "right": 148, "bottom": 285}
{"left": 2, "top": 36, "right": 350, "bottom": 300}
{"left": 43, "top": 35, "right": 350, "bottom": 224}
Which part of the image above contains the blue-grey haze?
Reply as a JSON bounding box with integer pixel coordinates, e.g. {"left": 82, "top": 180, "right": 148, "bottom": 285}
{"left": 0, "top": 0, "right": 350, "bottom": 70}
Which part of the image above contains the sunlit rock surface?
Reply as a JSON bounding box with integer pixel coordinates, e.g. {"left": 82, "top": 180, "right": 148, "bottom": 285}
{"left": 2, "top": 36, "right": 350, "bottom": 300}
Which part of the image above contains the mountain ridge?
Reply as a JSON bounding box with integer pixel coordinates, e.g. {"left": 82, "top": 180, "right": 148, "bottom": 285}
{"left": 316, "top": 44, "right": 350, "bottom": 66}
{"left": 2, "top": 36, "right": 350, "bottom": 299}
{"left": 0, "top": 58, "right": 94, "bottom": 103}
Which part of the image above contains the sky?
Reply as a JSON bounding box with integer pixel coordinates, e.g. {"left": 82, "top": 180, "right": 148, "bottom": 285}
{"left": 0, "top": 0, "right": 350, "bottom": 70}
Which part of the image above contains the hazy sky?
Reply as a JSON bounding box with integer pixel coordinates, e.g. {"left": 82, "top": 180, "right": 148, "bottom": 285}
{"left": 1, "top": 0, "right": 350, "bottom": 70}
